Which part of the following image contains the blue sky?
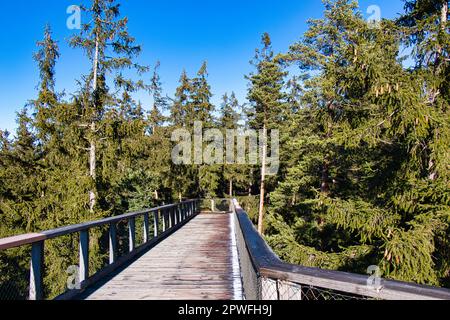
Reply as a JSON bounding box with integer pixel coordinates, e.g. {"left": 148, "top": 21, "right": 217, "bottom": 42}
{"left": 0, "top": 0, "right": 406, "bottom": 133}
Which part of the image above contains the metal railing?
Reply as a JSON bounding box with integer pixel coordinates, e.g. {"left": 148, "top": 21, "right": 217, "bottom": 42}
{"left": 231, "top": 199, "right": 450, "bottom": 301}
{"left": 0, "top": 200, "right": 200, "bottom": 300}
{"left": 2, "top": 198, "right": 449, "bottom": 301}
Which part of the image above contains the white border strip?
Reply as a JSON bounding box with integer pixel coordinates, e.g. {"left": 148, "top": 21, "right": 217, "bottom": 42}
{"left": 229, "top": 212, "right": 243, "bottom": 300}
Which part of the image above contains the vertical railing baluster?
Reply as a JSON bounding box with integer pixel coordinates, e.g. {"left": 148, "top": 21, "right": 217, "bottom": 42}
{"left": 186, "top": 202, "right": 189, "bottom": 218}
{"left": 153, "top": 211, "right": 159, "bottom": 238}
{"left": 169, "top": 207, "right": 174, "bottom": 229}
{"left": 162, "top": 210, "right": 166, "bottom": 232}
{"left": 79, "top": 230, "right": 89, "bottom": 284}
{"left": 167, "top": 209, "right": 170, "bottom": 229}
{"left": 29, "top": 241, "right": 44, "bottom": 300}
{"left": 144, "top": 213, "right": 149, "bottom": 243}
{"left": 182, "top": 203, "right": 185, "bottom": 221}
{"left": 109, "top": 223, "right": 117, "bottom": 265}
{"left": 174, "top": 207, "right": 178, "bottom": 226}
{"left": 129, "top": 218, "right": 136, "bottom": 252}
{"left": 174, "top": 206, "right": 178, "bottom": 225}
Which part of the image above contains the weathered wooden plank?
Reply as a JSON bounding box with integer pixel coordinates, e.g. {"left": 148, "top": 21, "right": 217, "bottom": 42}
{"left": 0, "top": 233, "right": 46, "bottom": 251}
{"left": 82, "top": 214, "right": 239, "bottom": 300}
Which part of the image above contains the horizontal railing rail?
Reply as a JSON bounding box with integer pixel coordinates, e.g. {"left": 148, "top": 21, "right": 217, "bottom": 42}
{"left": 231, "top": 199, "right": 450, "bottom": 301}
{"left": 0, "top": 199, "right": 200, "bottom": 300}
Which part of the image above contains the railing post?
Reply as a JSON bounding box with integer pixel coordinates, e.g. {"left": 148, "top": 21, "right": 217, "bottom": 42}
{"left": 178, "top": 204, "right": 182, "bottom": 223}
{"left": 144, "top": 213, "right": 149, "bottom": 243}
{"left": 171, "top": 207, "right": 176, "bottom": 226}
{"left": 169, "top": 207, "right": 174, "bottom": 228}
{"left": 153, "top": 211, "right": 159, "bottom": 238}
{"left": 29, "top": 241, "right": 44, "bottom": 300}
{"left": 79, "top": 230, "right": 89, "bottom": 284}
{"left": 173, "top": 207, "right": 177, "bottom": 226}
{"left": 162, "top": 210, "right": 167, "bottom": 232}
{"left": 109, "top": 223, "right": 117, "bottom": 265}
{"left": 129, "top": 218, "right": 136, "bottom": 252}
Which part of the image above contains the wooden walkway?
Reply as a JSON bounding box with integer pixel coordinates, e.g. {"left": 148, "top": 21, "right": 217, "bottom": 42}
{"left": 80, "top": 214, "right": 242, "bottom": 300}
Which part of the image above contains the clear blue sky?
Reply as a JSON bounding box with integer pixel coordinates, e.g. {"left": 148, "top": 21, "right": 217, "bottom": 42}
{"left": 0, "top": 0, "right": 406, "bottom": 133}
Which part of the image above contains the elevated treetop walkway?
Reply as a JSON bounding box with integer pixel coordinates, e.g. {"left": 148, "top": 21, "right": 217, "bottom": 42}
{"left": 1, "top": 199, "right": 450, "bottom": 300}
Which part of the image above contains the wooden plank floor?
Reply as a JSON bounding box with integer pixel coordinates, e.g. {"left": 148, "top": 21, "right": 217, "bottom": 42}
{"left": 80, "top": 214, "right": 242, "bottom": 300}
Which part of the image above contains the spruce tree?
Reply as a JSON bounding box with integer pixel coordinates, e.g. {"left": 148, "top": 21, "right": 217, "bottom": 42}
{"left": 246, "top": 33, "right": 287, "bottom": 234}
{"left": 267, "top": 0, "right": 450, "bottom": 286}
{"left": 148, "top": 61, "right": 168, "bottom": 134}
{"left": 170, "top": 70, "right": 193, "bottom": 127}
{"left": 220, "top": 92, "right": 247, "bottom": 197}
{"left": 70, "top": 0, "right": 147, "bottom": 214}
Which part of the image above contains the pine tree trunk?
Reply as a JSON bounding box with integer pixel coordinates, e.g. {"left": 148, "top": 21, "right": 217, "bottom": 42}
{"left": 89, "top": 34, "right": 100, "bottom": 214}
{"left": 89, "top": 125, "right": 96, "bottom": 213}
{"left": 441, "top": 2, "right": 448, "bottom": 32}
{"left": 435, "top": 2, "right": 448, "bottom": 65}
{"left": 154, "top": 190, "right": 159, "bottom": 200}
{"left": 229, "top": 179, "right": 233, "bottom": 198}
{"left": 257, "top": 125, "right": 267, "bottom": 235}
{"left": 428, "top": 2, "right": 447, "bottom": 181}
